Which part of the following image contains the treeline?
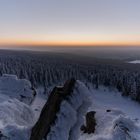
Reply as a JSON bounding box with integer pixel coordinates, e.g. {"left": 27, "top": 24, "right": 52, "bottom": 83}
{"left": 0, "top": 51, "right": 139, "bottom": 102}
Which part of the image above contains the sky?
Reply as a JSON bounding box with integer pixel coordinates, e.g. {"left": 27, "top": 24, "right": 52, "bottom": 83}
{"left": 0, "top": 0, "right": 140, "bottom": 47}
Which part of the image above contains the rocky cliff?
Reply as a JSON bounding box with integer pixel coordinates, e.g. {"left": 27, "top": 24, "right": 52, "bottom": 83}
{"left": 30, "top": 79, "right": 76, "bottom": 140}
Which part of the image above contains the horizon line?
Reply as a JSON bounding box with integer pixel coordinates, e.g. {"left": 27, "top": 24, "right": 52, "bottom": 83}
{"left": 1, "top": 40, "right": 140, "bottom": 47}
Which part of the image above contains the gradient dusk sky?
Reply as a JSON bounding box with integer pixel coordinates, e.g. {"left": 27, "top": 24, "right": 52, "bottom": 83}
{"left": 0, "top": 0, "right": 140, "bottom": 46}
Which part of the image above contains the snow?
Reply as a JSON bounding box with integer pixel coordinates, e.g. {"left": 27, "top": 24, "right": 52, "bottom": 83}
{"left": 0, "top": 74, "right": 36, "bottom": 140}
{"left": 0, "top": 94, "right": 35, "bottom": 140}
{"left": 0, "top": 74, "right": 35, "bottom": 105}
{"left": 79, "top": 86, "right": 140, "bottom": 140}
{"left": 0, "top": 74, "right": 140, "bottom": 140}
{"left": 128, "top": 60, "right": 140, "bottom": 64}
{"left": 47, "top": 80, "right": 91, "bottom": 140}
{"left": 112, "top": 116, "right": 140, "bottom": 140}
{"left": 90, "top": 87, "right": 140, "bottom": 119}
{"left": 31, "top": 87, "right": 46, "bottom": 120}
{"left": 32, "top": 82, "right": 140, "bottom": 140}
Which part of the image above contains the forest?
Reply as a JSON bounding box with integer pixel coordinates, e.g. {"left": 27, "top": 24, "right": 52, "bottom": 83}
{"left": 0, "top": 50, "right": 139, "bottom": 102}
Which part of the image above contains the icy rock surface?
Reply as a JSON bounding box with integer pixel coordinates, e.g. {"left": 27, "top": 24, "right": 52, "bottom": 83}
{"left": 0, "top": 74, "right": 35, "bottom": 140}
{"left": 0, "top": 97, "right": 35, "bottom": 140}
{"left": 47, "top": 80, "right": 91, "bottom": 140}
{"left": 0, "top": 74, "right": 35, "bottom": 105}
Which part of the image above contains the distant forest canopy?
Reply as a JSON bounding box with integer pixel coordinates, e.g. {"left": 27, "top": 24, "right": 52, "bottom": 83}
{"left": 0, "top": 50, "right": 140, "bottom": 102}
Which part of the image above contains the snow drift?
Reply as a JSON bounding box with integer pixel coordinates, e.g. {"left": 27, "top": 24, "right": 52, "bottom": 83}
{"left": 0, "top": 74, "right": 35, "bottom": 140}
{"left": 0, "top": 74, "right": 36, "bottom": 105}
{"left": 0, "top": 97, "right": 35, "bottom": 140}
{"left": 79, "top": 87, "right": 140, "bottom": 140}
{"left": 79, "top": 110, "right": 140, "bottom": 140}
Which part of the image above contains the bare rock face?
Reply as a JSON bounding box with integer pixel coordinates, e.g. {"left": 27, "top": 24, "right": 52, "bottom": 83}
{"left": 81, "top": 111, "right": 97, "bottom": 134}
{"left": 30, "top": 78, "right": 76, "bottom": 140}
{"left": 86, "top": 111, "right": 96, "bottom": 133}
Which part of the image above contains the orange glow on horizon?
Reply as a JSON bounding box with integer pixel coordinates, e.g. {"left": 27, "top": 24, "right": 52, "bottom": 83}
{"left": 0, "top": 39, "right": 140, "bottom": 47}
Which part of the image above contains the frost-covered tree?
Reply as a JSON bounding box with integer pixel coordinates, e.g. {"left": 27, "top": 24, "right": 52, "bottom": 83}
{"left": 0, "top": 51, "right": 140, "bottom": 102}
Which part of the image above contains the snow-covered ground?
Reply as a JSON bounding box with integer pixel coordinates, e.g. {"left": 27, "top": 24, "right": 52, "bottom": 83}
{"left": 128, "top": 60, "right": 140, "bottom": 64}
{"left": 28, "top": 82, "right": 140, "bottom": 140}
{"left": 31, "top": 87, "right": 46, "bottom": 120}
{"left": 0, "top": 74, "right": 35, "bottom": 105}
{"left": 0, "top": 75, "right": 140, "bottom": 140}
{"left": 33, "top": 82, "right": 140, "bottom": 140}
{"left": 79, "top": 86, "right": 140, "bottom": 140}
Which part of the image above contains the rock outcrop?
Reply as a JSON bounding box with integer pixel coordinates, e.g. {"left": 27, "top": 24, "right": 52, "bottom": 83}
{"left": 0, "top": 74, "right": 36, "bottom": 105}
{"left": 30, "top": 78, "right": 76, "bottom": 140}
{"left": 0, "top": 74, "right": 36, "bottom": 140}
{"left": 81, "top": 111, "right": 97, "bottom": 134}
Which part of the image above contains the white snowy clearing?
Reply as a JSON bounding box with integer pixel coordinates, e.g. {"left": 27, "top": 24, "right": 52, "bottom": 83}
{"left": 79, "top": 86, "right": 140, "bottom": 140}
{"left": 128, "top": 60, "right": 140, "bottom": 64}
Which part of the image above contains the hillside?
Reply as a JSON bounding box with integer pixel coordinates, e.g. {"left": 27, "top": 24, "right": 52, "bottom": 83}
{"left": 0, "top": 75, "right": 139, "bottom": 140}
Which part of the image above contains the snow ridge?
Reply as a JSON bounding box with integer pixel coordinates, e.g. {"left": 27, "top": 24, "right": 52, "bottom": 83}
{"left": 47, "top": 80, "right": 91, "bottom": 140}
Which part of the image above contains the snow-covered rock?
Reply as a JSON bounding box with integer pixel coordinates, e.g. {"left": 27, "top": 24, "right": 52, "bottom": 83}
{"left": 0, "top": 74, "right": 36, "bottom": 140}
{"left": 31, "top": 81, "right": 140, "bottom": 140}
{"left": 47, "top": 80, "right": 91, "bottom": 140}
{"left": 79, "top": 86, "right": 140, "bottom": 140}
{"left": 0, "top": 76, "right": 140, "bottom": 140}
{"left": 0, "top": 94, "right": 35, "bottom": 140}
{"left": 112, "top": 115, "right": 140, "bottom": 140}
{"left": 0, "top": 74, "right": 36, "bottom": 105}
